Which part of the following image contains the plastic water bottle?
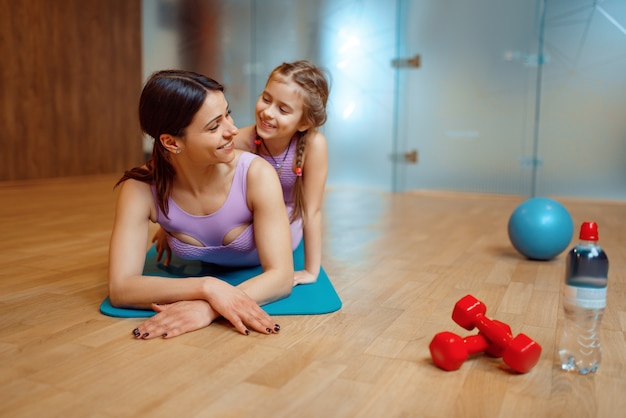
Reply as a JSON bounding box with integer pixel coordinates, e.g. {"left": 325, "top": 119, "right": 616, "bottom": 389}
{"left": 558, "top": 221, "right": 608, "bottom": 374}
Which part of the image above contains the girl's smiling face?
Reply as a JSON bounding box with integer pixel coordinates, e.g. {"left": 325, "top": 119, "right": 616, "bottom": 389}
{"left": 255, "top": 79, "right": 310, "bottom": 141}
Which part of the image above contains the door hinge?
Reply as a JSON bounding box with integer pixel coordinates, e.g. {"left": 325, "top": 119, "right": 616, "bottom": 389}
{"left": 404, "top": 149, "right": 418, "bottom": 163}
{"left": 391, "top": 55, "right": 421, "bottom": 69}
{"left": 391, "top": 150, "right": 418, "bottom": 164}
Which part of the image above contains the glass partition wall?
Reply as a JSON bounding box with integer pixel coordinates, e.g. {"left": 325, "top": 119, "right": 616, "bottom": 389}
{"left": 534, "top": 0, "right": 626, "bottom": 200}
{"left": 143, "top": 0, "right": 626, "bottom": 201}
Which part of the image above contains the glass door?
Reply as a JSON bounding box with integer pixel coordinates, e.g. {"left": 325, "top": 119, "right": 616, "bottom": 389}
{"left": 395, "top": 0, "right": 626, "bottom": 200}
{"left": 535, "top": 0, "right": 626, "bottom": 200}
{"left": 394, "top": 0, "right": 541, "bottom": 195}
{"left": 315, "top": 0, "right": 400, "bottom": 191}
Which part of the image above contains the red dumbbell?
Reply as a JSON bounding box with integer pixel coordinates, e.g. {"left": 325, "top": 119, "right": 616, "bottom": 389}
{"left": 429, "top": 320, "right": 513, "bottom": 371}
{"left": 452, "top": 294, "right": 542, "bottom": 373}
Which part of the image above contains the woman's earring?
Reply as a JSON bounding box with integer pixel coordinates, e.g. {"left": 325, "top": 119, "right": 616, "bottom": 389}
{"left": 175, "top": 149, "right": 181, "bottom": 154}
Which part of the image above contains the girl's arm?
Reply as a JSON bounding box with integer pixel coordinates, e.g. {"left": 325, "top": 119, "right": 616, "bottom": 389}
{"left": 233, "top": 125, "right": 255, "bottom": 151}
{"left": 295, "top": 131, "right": 328, "bottom": 285}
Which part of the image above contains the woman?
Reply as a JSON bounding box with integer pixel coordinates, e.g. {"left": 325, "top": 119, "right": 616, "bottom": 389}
{"left": 108, "top": 70, "right": 293, "bottom": 339}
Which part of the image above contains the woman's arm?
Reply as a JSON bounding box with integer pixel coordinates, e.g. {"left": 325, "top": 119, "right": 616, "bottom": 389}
{"left": 108, "top": 179, "right": 277, "bottom": 337}
{"left": 295, "top": 131, "right": 328, "bottom": 285}
{"left": 108, "top": 179, "right": 210, "bottom": 308}
{"left": 240, "top": 157, "right": 294, "bottom": 303}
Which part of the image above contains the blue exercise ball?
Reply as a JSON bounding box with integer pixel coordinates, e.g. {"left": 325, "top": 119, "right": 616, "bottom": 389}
{"left": 507, "top": 197, "right": 574, "bottom": 260}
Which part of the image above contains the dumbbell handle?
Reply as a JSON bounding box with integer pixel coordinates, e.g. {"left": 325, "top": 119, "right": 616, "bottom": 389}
{"left": 475, "top": 316, "right": 541, "bottom": 373}
{"left": 452, "top": 295, "right": 513, "bottom": 350}
{"left": 470, "top": 314, "right": 513, "bottom": 349}
{"left": 430, "top": 320, "right": 513, "bottom": 371}
{"left": 434, "top": 320, "right": 513, "bottom": 356}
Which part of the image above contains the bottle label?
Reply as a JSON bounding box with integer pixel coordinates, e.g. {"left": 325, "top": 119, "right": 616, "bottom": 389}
{"left": 563, "top": 284, "right": 607, "bottom": 309}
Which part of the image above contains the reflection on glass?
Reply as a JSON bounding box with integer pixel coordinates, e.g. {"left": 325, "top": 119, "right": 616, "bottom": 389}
{"left": 142, "top": 0, "right": 626, "bottom": 200}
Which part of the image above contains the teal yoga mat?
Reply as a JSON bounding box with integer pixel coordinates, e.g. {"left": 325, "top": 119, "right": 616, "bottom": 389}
{"left": 100, "top": 241, "right": 342, "bottom": 317}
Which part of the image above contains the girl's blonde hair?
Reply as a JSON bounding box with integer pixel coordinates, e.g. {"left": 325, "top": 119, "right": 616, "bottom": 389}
{"left": 253, "top": 60, "right": 330, "bottom": 223}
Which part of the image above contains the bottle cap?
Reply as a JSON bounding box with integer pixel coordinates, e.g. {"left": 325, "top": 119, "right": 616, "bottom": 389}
{"left": 579, "top": 221, "right": 598, "bottom": 241}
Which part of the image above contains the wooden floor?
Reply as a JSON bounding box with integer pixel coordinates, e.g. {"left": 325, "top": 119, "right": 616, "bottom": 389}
{"left": 1, "top": 174, "right": 625, "bottom": 418}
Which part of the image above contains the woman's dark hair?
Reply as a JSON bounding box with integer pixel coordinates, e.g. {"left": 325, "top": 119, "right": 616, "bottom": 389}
{"left": 116, "top": 70, "right": 224, "bottom": 216}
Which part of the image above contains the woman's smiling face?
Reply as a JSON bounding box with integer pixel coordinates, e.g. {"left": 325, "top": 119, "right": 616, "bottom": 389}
{"left": 181, "top": 91, "right": 239, "bottom": 163}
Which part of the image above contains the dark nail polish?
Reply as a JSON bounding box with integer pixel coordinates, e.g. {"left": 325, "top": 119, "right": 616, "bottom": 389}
{"left": 266, "top": 328, "right": 272, "bottom": 333}
{"left": 132, "top": 328, "right": 140, "bottom": 337}
{"left": 162, "top": 333, "right": 168, "bottom": 338}
{"left": 244, "top": 330, "right": 250, "bottom": 335}
{"left": 274, "top": 324, "right": 281, "bottom": 332}
{"left": 142, "top": 333, "right": 149, "bottom": 338}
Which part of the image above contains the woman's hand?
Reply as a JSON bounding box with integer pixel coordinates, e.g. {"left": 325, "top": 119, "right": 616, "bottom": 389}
{"left": 204, "top": 278, "right": 281, "bottom": 336}
{"left": 293, "top": 270, "right": 318, "bottom": 286}
{"left": 151, "top": 227, "right": 172, "bottom": 266}
{"left": 132, "top": 300, "right": 217, "bottom": 339}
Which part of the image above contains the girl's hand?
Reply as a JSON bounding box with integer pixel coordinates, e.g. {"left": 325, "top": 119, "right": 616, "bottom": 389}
{"left": 132, "top": 300, "right": 217, "bottom": 339}
{"left": 293, "top": 270, "right": 318, "bottom": 286}
{"left": 151, "top": 227, "right": 172, "bottom": 266}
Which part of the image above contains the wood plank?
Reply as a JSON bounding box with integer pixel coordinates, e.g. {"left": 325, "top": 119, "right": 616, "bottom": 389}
{"left": 1, "top": 175, "right": 625, "bottom": 417}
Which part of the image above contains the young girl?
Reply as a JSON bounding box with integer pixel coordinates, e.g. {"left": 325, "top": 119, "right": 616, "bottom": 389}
{"left": 154, "top": 61, "right": 330, "bottom": 287}
{"left": 235, "top": 60, "right": 330, "bottom": 286}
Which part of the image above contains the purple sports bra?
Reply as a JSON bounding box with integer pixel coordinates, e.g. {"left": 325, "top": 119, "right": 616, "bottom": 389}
{"left": 251, "top": 135, "right": 303, "bottom": 247}
{"left": 251, "top": 136, "right": 298, "bottom": 205}
{"left": 152, "top": 152, "right": 260, "bottom": 267}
